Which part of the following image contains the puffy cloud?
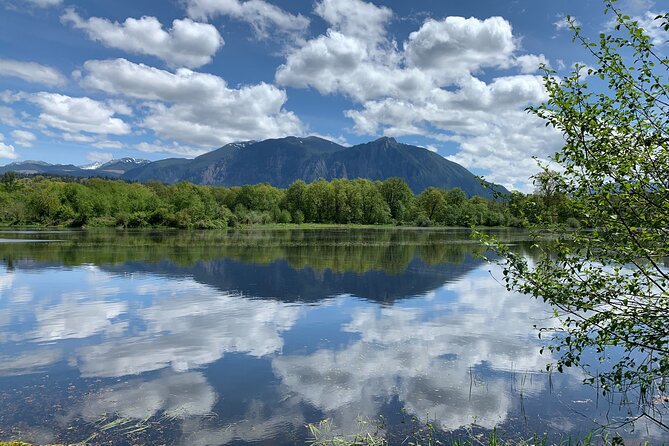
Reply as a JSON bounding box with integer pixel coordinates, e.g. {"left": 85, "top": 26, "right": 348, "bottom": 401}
{"left": 0, "top": 137, "right": 18, "bottom": 159}
{"left": 516, "top": 54, "right": 550, "bottom": 73}
{"left": 0, "top": 59, "right": 66, "bottom": 86}
{"left": 404, "top": 16, "right": 516, "bottom": 80}
{"left": 27, "top": 92, "right": 131, "bottom": 135}
{"left": 61, "top": 9, "right": 223, "bottom": 68}
{"left": 315, "top": 0, "right": 393, "bottom": 44}
{"left": 81, "top": 58, "right": 304, "bottom": 147}
{"left": 277, "top": 3, "right": 558, "bottom": 191}
{"left": 185, "top": 0, "right": 310, "bottom": 39}
{"left": 11, "top": 129, "right": 36, "bottom": 147}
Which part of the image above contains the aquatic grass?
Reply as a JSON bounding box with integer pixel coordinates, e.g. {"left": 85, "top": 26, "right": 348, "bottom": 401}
{"left": 304, "top": 419, "right": 661, "bottom": 446}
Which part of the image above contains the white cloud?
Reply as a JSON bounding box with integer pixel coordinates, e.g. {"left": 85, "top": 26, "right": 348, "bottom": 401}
{"left": 315, "top": 0, "right": 393, "bottom": 44}
{"left": 404, "top": 16, "right": 517, "bottom": 80}
{"left": 24, "top": 0, "right": 62, "bottom": 7}
{"left": 27, "top": 92, "right": 131, "bottom": 135}
{"left": 0, "top": 106, "right": 19, "bottom": 127}
{"left": 0, "top": 141, "right": 18, "bottom": 159}
{"left": 61, "top": 9, "right": 223, "bottom": 68}
{"left": 0, "top": 59, "right": 66, "bottom": 86}
{"left": 276, "top": 2, "right": 557, "bottom": 191}
{"left": 554, "top": 16, "right": 580, "bottom": 31}
{"left": 61, "top": 132, "right": 96, "bottom": 143}
{"left": 92, "top": 140, "right": 124, "bottom": 149}
{"left": 86, "top": 151, "right": 113, "bottom": 163}
{"left": 516, "top": 54, "right": 549, "bottom": 73}
{"left": 634, "top": 10, "right": 668, "bottom": 46}
{"left": 135, "top": 141, "right": 208, "bottom": 158}
{"left": 80, "top": 58, "right": 304, "bottom": 147}
{"left": 11, "top": 129, "right": 36, "bottom": 147}
{"left": 185, "top": 0, "right": 310, "bottom": 40}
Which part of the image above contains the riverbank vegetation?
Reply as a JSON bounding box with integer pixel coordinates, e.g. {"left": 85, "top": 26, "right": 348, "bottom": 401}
{"left": 0, "top": 173, "right": 578, "bottom": 229}
{"left": 481, "top": 0, "right": 669, "bottom": 432}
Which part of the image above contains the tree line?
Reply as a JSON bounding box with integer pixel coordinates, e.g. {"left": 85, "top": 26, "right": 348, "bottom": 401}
{"left": 0, "top": 172, "right": 578, "bottom": 228}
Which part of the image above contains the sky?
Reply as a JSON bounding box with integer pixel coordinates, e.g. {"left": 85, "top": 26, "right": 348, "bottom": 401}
{"left": 0, "top": 0, "right": 665, "bottom": 191}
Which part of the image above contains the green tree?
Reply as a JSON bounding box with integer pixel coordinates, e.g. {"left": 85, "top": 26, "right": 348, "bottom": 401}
{"left": 482, "top": 2, "right": 669, "bottom": 427}
{"left": 416, "top": 187, "right": 446, "bottom": 222}
{"left": 380, "top": 177, "right": 413, "bottom": 222}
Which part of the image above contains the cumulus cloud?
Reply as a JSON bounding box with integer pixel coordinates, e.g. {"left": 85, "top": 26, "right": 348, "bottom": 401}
{"left": 26, "top": 92, "right": 131, "bottom": 135}
{"left": 0, "top": 59, "right": 66, "bottom": 86}
{"left": 516, "top": 54, "right": 550, "bottom": 73}
{"left": 315, "top": 0, "right": 392, "bottom": 44}
{"left": 61, "top": 8, "right": 223, "bottom": 68}
{"left": 276, "top": 0, "right": 558, "bottom": 191}
{"left": 11, "top": 129, "right": 36, "bottom": 147}
{"left": 404, "top": 16, "right": 516, "bottom": 80}
{"left": 80, "top": 58, "right": 304, "bottom": 147}
{"left": 185, "top": 0, "right": 310, "bottom": 40}
{"left": 0, "top": 141, "right": 17, "bottom": 159}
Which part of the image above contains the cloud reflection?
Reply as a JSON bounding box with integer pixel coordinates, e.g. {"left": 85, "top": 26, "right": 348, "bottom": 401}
{"left": 273, "top": 266, "right": 558, "bottom": 431}
{"left": 76, "top": 280, "right": 301, "bottom": 377}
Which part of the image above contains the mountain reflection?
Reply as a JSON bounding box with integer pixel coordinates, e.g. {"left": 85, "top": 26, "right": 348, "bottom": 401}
{"left": 0, "top": 229, "right": 586, "bottom": 445}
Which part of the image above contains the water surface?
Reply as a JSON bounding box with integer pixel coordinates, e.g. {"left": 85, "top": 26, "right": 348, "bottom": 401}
{"left": 0, "top": 229, "right": 666, "bottom": 445}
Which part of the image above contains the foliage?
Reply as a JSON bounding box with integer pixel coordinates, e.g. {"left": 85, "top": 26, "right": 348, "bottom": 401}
{"left": 480, "top": 0, "right": 669, "bottom": 429}
{"left": 0, "top": 175, "right": 571, "bottom": 229}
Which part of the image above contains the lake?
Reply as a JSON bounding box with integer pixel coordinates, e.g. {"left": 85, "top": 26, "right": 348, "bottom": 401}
{"left": 0, "top": 228, "right": 666, "bottom": 445}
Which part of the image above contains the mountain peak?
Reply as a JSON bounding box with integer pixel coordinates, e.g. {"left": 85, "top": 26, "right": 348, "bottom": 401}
{"left": 373, "top": 136, "right": 398, "bottom": 145}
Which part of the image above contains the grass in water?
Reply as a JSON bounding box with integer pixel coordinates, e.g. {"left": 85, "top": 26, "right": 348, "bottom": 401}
{"left": 305, "top": 419, "right": 655, "bottom": 446}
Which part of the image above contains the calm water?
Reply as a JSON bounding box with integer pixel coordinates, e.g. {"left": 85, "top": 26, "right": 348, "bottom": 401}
{"left": 0, "top": 228, "right": 666, "bottom": 445}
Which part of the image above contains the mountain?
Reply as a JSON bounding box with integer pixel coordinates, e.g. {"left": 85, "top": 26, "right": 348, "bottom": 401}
{"left": 123, "top": 136, "right": 505, "bottom": 197}
{"left": 0, "top": 158, "right": 150, "bottom": 178}
{"left": 0, "top": 137, "right": 506, "bottom": 197}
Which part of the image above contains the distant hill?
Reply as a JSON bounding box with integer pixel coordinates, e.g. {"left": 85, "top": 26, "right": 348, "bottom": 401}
{"left": 122, "top": 136, "right": 506, "bottom": 197}
{"left": 0, "top": 137, "right": 506, "bottom": 197}
{"left": 0, "top": 157, "right": 149, "bottom": 179}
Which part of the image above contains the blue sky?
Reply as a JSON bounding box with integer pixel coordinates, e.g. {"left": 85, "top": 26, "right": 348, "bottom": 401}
{"left": 0, "top": 0, "right": 665, "bottom": 191}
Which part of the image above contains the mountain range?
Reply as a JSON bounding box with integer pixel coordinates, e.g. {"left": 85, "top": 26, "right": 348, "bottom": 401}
{"left": 0, "top": 136, "right": 507, "bottom": 197}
